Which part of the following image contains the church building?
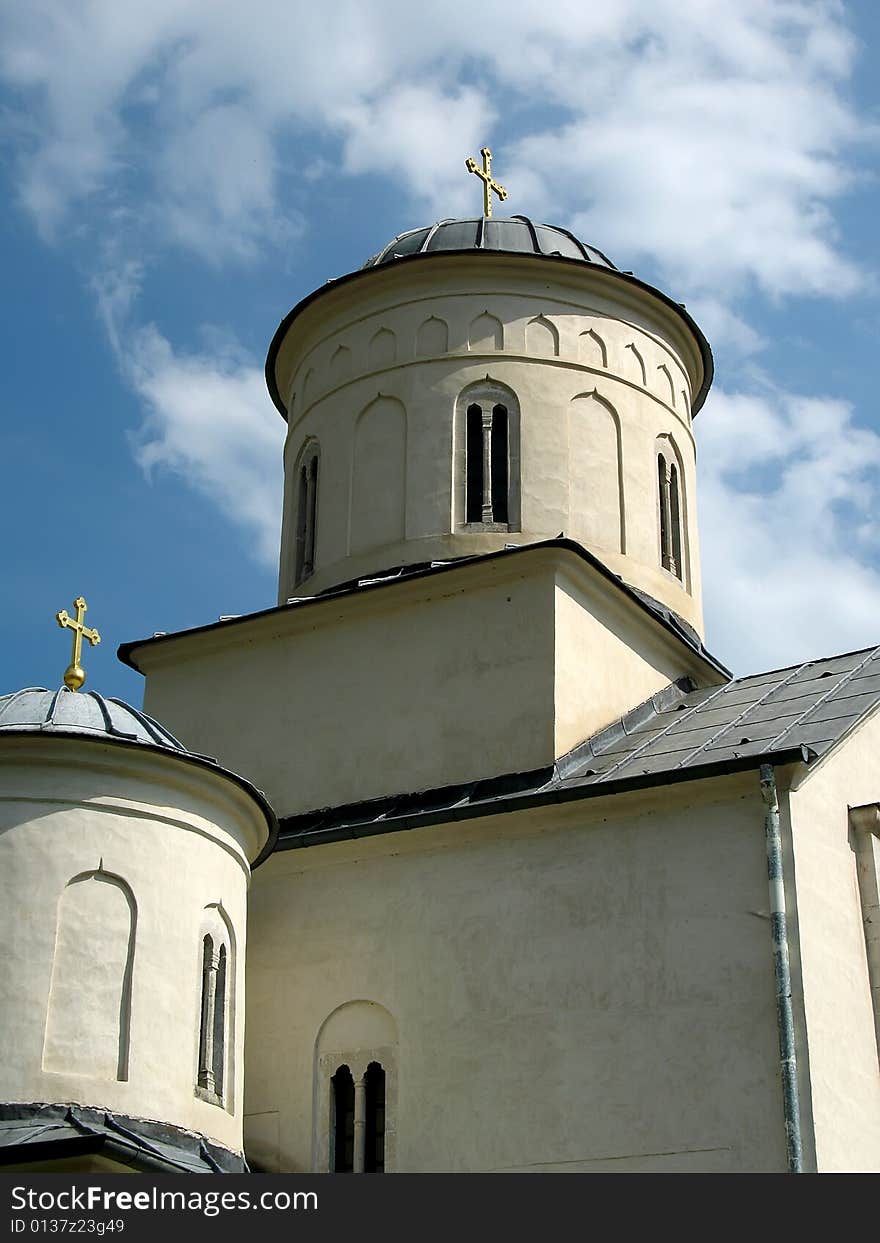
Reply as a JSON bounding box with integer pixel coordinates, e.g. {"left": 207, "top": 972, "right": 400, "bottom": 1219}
{"left": 2, "top": 156, "right": 880, "bottom": 1173}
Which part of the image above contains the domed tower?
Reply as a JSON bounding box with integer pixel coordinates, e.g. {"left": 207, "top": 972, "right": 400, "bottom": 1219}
{"left": 267, "top": 213, "right": 712, "bottom": 634}
{"left": 0, "top": 684, "right": 276, "bottom": 1172}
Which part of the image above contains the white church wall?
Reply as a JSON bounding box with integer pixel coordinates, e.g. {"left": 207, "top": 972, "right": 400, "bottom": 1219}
{"left": 244, "top": 772, "right": 788, "bottom": 1173}
{"left": 272, "top": 254, "right": 705, "bottom": 634}
{"left": 787, "top": 708, "right": 880, "bottom": 1171}
{"left": 142, "top": 555, "right": 559, "bottom": 818}
{"left": 138, "top": 546, "right": 721, "bottom": 822}
{"left": 0, "top": 735, "right": 265, "bottom": 1156}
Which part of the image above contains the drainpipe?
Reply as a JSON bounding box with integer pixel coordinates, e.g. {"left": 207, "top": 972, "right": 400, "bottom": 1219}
{"left": 759, "top": 762, "right": 804, "bottom": 1173}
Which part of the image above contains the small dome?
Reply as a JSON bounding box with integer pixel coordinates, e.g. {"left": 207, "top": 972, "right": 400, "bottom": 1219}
{"left": 362, "top": 215, "right": 617, "bottom": 270}
{"left": 0, "top": 686, "right": 189, "bottom": 752}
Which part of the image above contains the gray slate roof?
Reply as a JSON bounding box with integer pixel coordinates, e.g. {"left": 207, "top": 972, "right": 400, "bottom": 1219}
{"left": 0, "top": 1103, "right": 245, "bottom": 1173}
{"left": 556, "top": 643, "right": 880, "bottom": 785}
{"left": 278, "top": 644, "right": 880, "bottom": 849}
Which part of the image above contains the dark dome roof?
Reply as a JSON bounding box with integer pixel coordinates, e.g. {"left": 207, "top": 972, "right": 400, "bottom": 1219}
{"left": 0, "top": 686, "right": 189, "bottom": 752}
{"left": 362, "top": 215, "right": 617, "bottom": 270}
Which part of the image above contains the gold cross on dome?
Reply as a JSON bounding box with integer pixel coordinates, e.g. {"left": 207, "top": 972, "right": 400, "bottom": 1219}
{"left": 465, "top": 147, "right": 508, "bottom": 218}
{"left": 56, "top": 595, "right": 101, "bottom": 692}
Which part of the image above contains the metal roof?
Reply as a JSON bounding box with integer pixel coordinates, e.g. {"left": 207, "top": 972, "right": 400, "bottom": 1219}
{"left": 0, "top": 686, "right": 188, "bottom": 750}
{"left": 0, "top": 1103, "right": 245, "bottom": 1174}
{"left": 277, "top": 644, "right": 880, "bottom": 849}
{"left": 361, "top": 215, "right": 618, "bottom": 269}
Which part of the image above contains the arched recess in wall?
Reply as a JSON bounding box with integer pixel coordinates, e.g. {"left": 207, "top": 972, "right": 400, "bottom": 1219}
{"left": 314, "top": 1000, "right": 398, "bottom": 1174}
{"left": 657, "top": 363, "right": 676, "bottom": 407}
{"left": 454, "top": 378, "right": 521, "bottom": 531}
{"left": 368, "top": 328, "right": 396, "bottom": 369}
{"left": 568, "top": 391, "right": 625, "bottom": 555}
{"left": 579, "top": 328, "right": 607, "bottom": 369}
{"left": 416, "top": 316, "right": 449, "bottom": 357}
{"left": 194, "top": 903, "right": 237, "bottom": 1112}
{"left": 656, "top": 432, "right": 690, "bottom": 590}
{"left": 526, "top": 315, "right": 559, "bottom": 358}
{"left": 468, "top": 312, "right": 503, "bottom": 352}
{"left": 43, "top": 869, "right": 136, "bottom": 1081}
{"left": 330, "top": 345, "right": 352, "bottom": 383}
{"left": 349, "top": 396, "right": 407, "bottom": 555}
{"left": 624, "top": 342, "right": 647, "bottom": 387}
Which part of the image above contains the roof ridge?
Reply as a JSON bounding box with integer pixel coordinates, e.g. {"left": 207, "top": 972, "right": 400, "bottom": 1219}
{"left": 671, "top": 659, "right": 813, "bottom": 771}
{"left": 768, "top": 644, "right": 880, "bottom": 749}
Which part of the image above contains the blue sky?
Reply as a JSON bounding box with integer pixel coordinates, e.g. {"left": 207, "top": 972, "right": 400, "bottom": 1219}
{"left": 1, "top": 0, "right": 879, "bottom": 705}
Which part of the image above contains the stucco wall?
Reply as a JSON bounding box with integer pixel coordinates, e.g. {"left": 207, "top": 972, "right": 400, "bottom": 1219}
{"left": 0, "top": 736, "right": 266, "bottom": 1155}
{"left": 138, "top": 548, "right": 719, "bottom": 821}
{"left": 244, "top": 775, "right": 787, "bottom": 1172}
{"left": 787, "top": 709, "right": 880, "bottom": 1171}
{"left": 273, "top": 254, "right": 705, "bottom": 633}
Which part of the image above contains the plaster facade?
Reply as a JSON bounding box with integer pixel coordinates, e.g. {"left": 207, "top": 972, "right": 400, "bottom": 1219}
{"left": 0, "top": 734, "right": 270, "bottom": 1155}
{"left": 135, "top": 546, "right": 722, "bottom": 820}
{"left": 787, "top": 708, "right": 880, "bottom": 1171}
{"left": 270, "top": 254, "right": 707, "bottom": 634}
{"left": 244, "top": 773, "right": 789, "bottom": 1173}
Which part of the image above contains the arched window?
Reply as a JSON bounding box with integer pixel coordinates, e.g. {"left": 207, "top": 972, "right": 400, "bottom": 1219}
{"left": 458, "top": 384, "right": 520, "bottom": 530}
{"left": 315, "top": 1000, "right": 397, "bottom": 1173}
{"left": 657, "top": 447, "right": 685, "bottom": 582}
{"left": 330, "top": 1061, "right": 386, "bottom": 1173}
{"left": 195, "top": 908, "right": 234, "bottom": 1109}
{"left": 294, "top": 444, "right": 319, "bottom": 585}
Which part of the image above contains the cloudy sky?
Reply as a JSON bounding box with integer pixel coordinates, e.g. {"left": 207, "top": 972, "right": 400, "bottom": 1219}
{"left": 2, "top": 0, "right": 879, "bottom": 704}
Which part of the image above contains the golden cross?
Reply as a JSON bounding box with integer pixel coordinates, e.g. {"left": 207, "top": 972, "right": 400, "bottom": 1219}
{"left": 465, "top": 147, "right": 508, "bottom": 218}
{"left": 56, "top": 595, "right": 101, "bottom": 692}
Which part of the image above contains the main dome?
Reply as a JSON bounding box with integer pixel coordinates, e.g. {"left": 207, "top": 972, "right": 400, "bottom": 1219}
{"left": 362, "top": 215, "right": 618, "bottom": 270}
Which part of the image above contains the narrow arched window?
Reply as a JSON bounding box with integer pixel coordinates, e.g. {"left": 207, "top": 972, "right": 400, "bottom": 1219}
{"left": 197, "top": 934, "right": 228, "bottom": 1103}
{"left": 364, "top": 1062, "right": 386, "bottom": 1173}
{"left": 658, "top": 453, "right": 671, "bottom": 571}
{"left": 461, "top": 389, "right": 519, "bottom": 528}
{"left": 331, "top": 1065, "right": 355, "bottom": 1173}
{"left": 669, "top": 462, "right": 683, "bottom": 579}
{"left": 657, "top": 447, "right": 684, "bottom": 582}
{"left": 294, "top": 446, "right": 319, "bottom": 585}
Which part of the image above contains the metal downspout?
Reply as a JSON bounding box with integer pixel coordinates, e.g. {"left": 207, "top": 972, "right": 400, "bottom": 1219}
{"left": 759, "top": 762, "right": 804, "bottom": 1172}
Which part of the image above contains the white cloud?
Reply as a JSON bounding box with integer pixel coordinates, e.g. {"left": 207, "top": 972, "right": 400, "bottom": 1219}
{"left": 698, "top": 387, "right": 880, "bottom": 672}
{"left": 0, "top": 1, "right": 871, "bottom": 300}
{"left": 126, "top": 325, "right": 284, "bottom": 566}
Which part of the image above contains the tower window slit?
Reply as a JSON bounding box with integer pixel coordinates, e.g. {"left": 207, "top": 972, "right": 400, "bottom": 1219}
{"left": 490, "top": 405, "right": 509, "bottom": 524}
{"left": 466, "top": 404, "right": 483, "bottom": 522}
{"left": 669, "top": 462, "right": 682, "bottom": 580}
{"left": 364, "top": 1061, "right": 386, "bottom": 1173}
{"left": 331, "top": 1065, "right": 355, "bottom": 1173}
{"left": 658, "top": 454, "right": 671, "bottom": 571}
{"left": 294, "top": 449, "right": 319, "bottom": 585}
